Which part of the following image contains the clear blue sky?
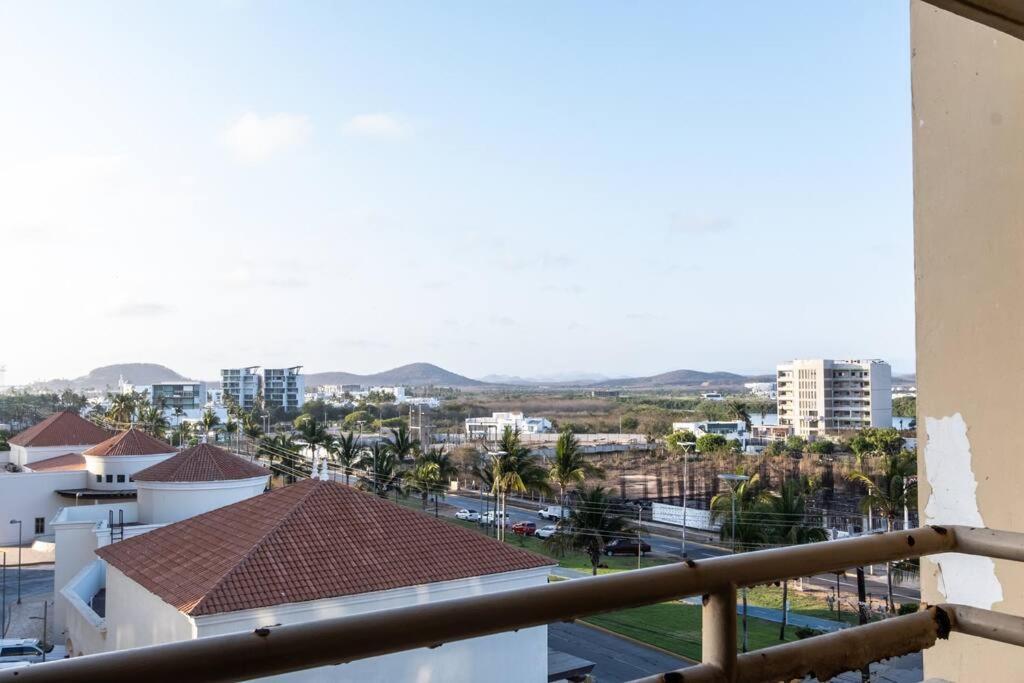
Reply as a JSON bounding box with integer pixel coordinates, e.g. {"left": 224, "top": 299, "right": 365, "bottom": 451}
{"left": 0, "top": 1, "right": 914, "bottom": 384}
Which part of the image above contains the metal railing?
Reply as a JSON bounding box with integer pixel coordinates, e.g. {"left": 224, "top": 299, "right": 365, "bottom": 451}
{"left": 2, "top": 525, "right": 1023, "bottom": 683}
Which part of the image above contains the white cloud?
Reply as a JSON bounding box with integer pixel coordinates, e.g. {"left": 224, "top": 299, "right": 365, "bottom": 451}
{"left": 223, "top": 112, "right": 311, "bottom": 163}
{"left": 343, "top": 113, "right": 411, "bottom": 140}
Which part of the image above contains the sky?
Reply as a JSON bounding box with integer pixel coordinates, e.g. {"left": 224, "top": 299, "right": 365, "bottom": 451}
{"left": 0, "top": 1, "right": 914, "bottom": 385}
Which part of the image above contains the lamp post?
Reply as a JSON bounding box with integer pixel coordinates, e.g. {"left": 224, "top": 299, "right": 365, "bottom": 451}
{"left": 717, "top": 474, "right": 749, "bottom": 652}
{"left": 681, "top": 441, "right": 696, "bottom": 559}
{"left": 8, "top": 520, "right": 22, "bottom": 604}
{"left": 2, "top": 550, "right": 6, "bottom": 635}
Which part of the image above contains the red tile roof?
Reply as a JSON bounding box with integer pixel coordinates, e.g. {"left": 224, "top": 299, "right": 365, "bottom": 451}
{"left": 134, "top": 443, "right": 269, "bottom": 482}
{"left": 9, "top": 411, "right": 111, "bottom": 448}
{"left": 97, "top": 478, "right": 554, "bottom": 616}
{"left": 27, "top": 452, "right": 87, "bottom": 472}
{"left": 82, "top": 428, "right": 174, "bottom": 457}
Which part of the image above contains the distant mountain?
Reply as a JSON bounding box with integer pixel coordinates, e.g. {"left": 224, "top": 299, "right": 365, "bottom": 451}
{"left": 32, "top": 363, "right": 190, "bottom": 391}
{"left": 480, "top": 372, "right": 616, "bottom": 385}
{"left": 305, "top": 362, "right": 485, "bottom": 388}
{"left": 590, "top": 369, "right": 774, "bottom": 390}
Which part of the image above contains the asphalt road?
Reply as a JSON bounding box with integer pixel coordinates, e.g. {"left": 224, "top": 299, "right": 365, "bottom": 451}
{"left": 548, "top": 622, "right": 690, "bottom": 682}
{"left": 443, "top": 493, "right": 920, "bottom": 603}
{"left": 1, "top": 564, "right": 54, "bottom": 601}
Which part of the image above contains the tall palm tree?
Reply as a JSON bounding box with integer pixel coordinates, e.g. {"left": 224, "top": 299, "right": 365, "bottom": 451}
{"left": 137, "top": 404, "right": 170, "bottom": 440}
{"left": 728, "top": 400, "right": 753, "bottom": 432}
{"left": 260, "top": 433, "right": 305, "bottom": 483}
{"left": 200, "top": 408, "right": 220, "bottom": 441}
{"left": 850, "top": 450, "right": 917, "bottom": 613}
{"left": 298, "top": 417, "right": 330, "bottom": 468}
{"left": 548, "top": 486, "right": 627, "bottom": 575}
{"left": 224, "top": 416, "right": 239, "bottom": 452}
{"left": 328, "top": 432, "right": 360, "bottom": 485}
{"left": 710, "top": 472, "right": 772, "bottom": 551}
{"left": 173, "top": 421, "right": 194, "bottom": 448}
{"left": 408, "top": 448, "right": 459, "bottom": 509}
{"left": 357, "top": 442, "right": 405, "bottom": 498}
{"left": 107, "top": 393, "right": 137, "bottom": 426}
{"left": 548, "top": 430, "right": 602, "bottom": 521}
{"left": 768, "top": 478, "right": 828, "bottom": 639}
{"left": 389, "top": 424, "right": 420, "bottom": 462}
{"left": 490, "top": 427, "right": 549, "bottom": 540}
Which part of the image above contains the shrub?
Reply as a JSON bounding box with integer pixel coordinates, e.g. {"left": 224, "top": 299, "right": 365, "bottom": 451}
{"left": 897, "top": 602, "right": 919, "bottom": 615}
{"left": 794, "top": 626, "right": 822, "bottom": 640}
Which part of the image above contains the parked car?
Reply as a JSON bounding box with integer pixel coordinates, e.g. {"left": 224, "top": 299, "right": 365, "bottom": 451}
{"left": 512, "top": 521, "right": 537, "bottom": 536}
{"left": 479, "top": 511, "right": 510, "bottom": 526}
{"left": 604, "top": 538, "right": 651, "bottom": 556}
{"left": 0, "top": 640, "right": 66, "bottom": 664}
{"left": 535, "top": 524, "right": 560, "bottom": 539}
{"left": 455, "top": 509, "right": 481, "bottom": 522}
{"left": 538, "top": 506, "right": 564, "bottom": 520}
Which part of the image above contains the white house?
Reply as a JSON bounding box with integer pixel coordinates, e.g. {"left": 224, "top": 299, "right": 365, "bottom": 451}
{"left": 464, "top": 412, "right": 552, "bottom": 440}
{"left": 672, "top": 420, "right": 748, "bottom": 443}
{"left": 4, "top": 410, "right": 111, "bottom": 468}
{"left": 64, "top": 478, "right": 554, "bottom": 681}
{"left": 51, "top": 443, "right": 269, "bottom": 635}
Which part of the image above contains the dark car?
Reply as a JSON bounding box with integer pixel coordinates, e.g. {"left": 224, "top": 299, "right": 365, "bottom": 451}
{"left": 512, "top": 521, "right": 537, "bottom": 536}
{"left": 604, "top": 538, "right": 651, "bottom": 556}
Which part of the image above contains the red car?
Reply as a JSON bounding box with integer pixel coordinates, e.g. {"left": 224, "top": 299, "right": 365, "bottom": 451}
{"left": 512, "top": 521, "right": 537, "bottom": 536}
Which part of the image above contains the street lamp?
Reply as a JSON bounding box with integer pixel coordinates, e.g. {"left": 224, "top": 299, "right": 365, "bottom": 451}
{"left": 680, "top": 442, "right": 696, "bottom": 559}
{"left": 717, "top": 474, "right": 749, "bottom": 653}
{"left": 9, "top": 519, "right": 22, "bottom": 604}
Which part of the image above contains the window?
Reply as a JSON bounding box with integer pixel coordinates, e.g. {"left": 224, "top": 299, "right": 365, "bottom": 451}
{"left": 96, "top": 474, "right": 102, "bottom": 483}
{"left": 34, "top": 517, "right": 44, "bottom": 534}
{"left": 0, "top": 646, "right": 40, "bottom": 657}
{"left": 116, "top": 474, "right": 125, "bottom": 483}
{"left": 105, "top": 474, "right": 113, "bottom": 483}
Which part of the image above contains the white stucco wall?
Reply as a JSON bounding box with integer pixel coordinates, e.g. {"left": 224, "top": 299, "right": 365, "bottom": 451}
{"left": 0, "top": 470, "right": 88, "bottom": 544}
{"left": 136, "top": 477, "right": 268, "bottom": 524}
{"left": 61, "top": 560, "right": 108, "bottom": 657}
{"left": 11, "top": 444, "right": 98, "bottom": 467}
{"left": 104, "top": 565, "right": 197, "bottom": 651}
{"left": 84, "top": 453, "right": 175, "bottom": 490}
{"left": 197, "top": 567, "right": 551, "bottom": 683}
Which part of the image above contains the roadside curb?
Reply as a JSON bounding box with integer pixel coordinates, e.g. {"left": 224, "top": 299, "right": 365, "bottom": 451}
{"left": 573, "top": 618, "right": 700, "bottom": 665}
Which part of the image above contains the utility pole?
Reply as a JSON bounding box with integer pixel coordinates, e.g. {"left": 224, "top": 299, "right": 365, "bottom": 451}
{"left": 1, "top": 551, "right": 6, "bottom": 637}
{"left": 637, "top": 506, "right": 642, "bottom": 570}
{"left": 857, "top": 567, "right": 870, "bottom": 682}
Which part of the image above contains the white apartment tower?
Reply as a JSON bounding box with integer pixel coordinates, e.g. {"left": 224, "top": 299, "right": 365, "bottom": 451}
{"left": 776, "top": 359, "right": 892, "bottom": 438}
{"left": 262, "top": 366, "right": 305, "bottom": 411}
{"left": 220, "top": 367, "right": 261, "bottom": 411}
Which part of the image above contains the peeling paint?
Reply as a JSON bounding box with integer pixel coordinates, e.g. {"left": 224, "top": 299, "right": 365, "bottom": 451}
{"left": 924, "top": 414, "right": 1003, "bottom": 608}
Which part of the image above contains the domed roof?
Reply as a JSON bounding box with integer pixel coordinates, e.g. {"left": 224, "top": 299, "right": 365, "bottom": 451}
{"left": 10, "top": 411, "right": 110, "bottom": 448}
{"left": 133, "top": 443, "right": 270, "bottom": 483}
{"left": 82, "top": 427, "right": 175, "bottom": 457}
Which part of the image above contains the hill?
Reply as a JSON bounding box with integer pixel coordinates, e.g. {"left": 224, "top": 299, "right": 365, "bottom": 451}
{"left": 305, "top": 362, "right": 485, "bottom": 388}
{"left": 32, "top": 363, "right": 189, "bottom": 391}
{"left": 590, "top": 369, "right": 774, "bottom": 390}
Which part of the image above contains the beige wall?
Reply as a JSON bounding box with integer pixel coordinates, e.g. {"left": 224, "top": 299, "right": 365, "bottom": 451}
{"left": 912, "top": 1, "right": 1024, "bottom": 680}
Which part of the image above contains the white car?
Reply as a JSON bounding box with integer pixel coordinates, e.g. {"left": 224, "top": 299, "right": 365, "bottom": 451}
{"left": 535, "top": 524, "right": 560, "bottom": 539}
{"left": 538, "top": 506, "right": 564, "bottom": 521}
{"left": 0, "top": 640, "right": 66, "bottom": 664}
{"left": 479, "top": 511, "right": 510, "bottom": 526}
{"left": 455, "top": 509, "right": 481, "bottom": 522}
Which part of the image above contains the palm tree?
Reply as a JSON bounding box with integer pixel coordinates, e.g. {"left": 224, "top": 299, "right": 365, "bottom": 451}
{"left": 728, "top": 400, "right": 753, "bottom": 432}
{"left": 107, "top": 393, "right": 137, "bottom": 426}
{"left": 490, "top": 427, "right": 550, "bottom": 540}
{"left": 710, "top": 472, "right": 772, "bottom": 552}
{"left": 173, "top": 421, "right": 194, "bottom": 448}
{"left": 224, "top": 416, "right": 239, "bottom": 452}
{"left": 260, "top": 433, "right": 304, "bottom": 483}
{"left": 328, "top": 432, "right": 360, "bottom": 485}
{"left": 408, "top": 448, "right": 459, "bottom": 509}
{"left": 768, "top": 478, "right": 828, "bottom": 639}
{"left": 389, "top": 424, "right": 420, "bottom": 462}
{"left": 357, "top": 442, "right": 405, "bottom": 498}
{"left": 137, "top": 404, "right": 170, "bottom": 440}
{"left": 548, "top": 430, "right": 602, "bottom": 521}
{"left": 548, "top": 486, "right": 627, "bottom": 575}
{"left": 850, "top": 450, "right": 917, "bottom": 613}
{"left": 298, "top": 417, "right": 330, "bottom": 469}
{"left": 200, "top": 408, "right": 220, "bottom": 441}
{"left": 242, "top": 412, "right": 264, "bottom": 454}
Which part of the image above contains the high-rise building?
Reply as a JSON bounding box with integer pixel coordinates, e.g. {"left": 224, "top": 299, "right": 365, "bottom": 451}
{"left": 221, "top": 367, "right": 261, "bottom": 411}
{"left": 776, "top": 359, "right": 892, "bottom": 438}
{"left": 262, "top": 366, "right": 305, "bottom": 411}
{"left": 149, "top": 382, "right": 207, "bottom": 412}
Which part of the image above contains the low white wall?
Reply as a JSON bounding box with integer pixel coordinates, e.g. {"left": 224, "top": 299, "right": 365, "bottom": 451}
{"left": 197, "top": 568, "right": 551, "bottom": 683}
{"left": 85, "top": 454, "right": 174, "bottom": 491}
{"left": 0, "top": 470, "right": 88, "bottom": 544}
{"left": 61, "top": 559, "right": 107, "bottom": 657}
{"left": 12, "top": 444, "right": 96, "bottom": 467}
{"left": 136, "top": 477, "right": 268, "bottom": 524}
{"left": 104, "top": 565, "right": 196, "bottom": 652}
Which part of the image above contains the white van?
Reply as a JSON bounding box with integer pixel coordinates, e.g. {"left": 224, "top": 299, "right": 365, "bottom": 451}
{"left": 538, "top": 506, "right": 564, "bottom": 520}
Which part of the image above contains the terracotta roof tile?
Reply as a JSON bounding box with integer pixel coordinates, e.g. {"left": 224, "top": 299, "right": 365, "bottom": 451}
{"left": 82, "top": 428, "right": 175, "bottom": 457}
{"left": 26, "top": 452, "right": 87, "bottom": 472}
{"left": 134, "top": 443, "right": 269, "bottom": 482}
{"left": 9, "top": 411, "right": 111, "bottom": 448}
{"left": 97, "top": 478, "right": 554, "bottom": 616}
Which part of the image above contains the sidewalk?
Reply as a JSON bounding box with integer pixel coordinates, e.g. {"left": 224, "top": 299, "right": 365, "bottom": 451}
{"left": 681, "top": 596, "right": 846, "bottom": 633}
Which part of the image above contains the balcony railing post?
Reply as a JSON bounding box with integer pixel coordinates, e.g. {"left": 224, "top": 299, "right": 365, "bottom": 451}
{"left": 702, "top": 588, "right": 737, "bottom": 681}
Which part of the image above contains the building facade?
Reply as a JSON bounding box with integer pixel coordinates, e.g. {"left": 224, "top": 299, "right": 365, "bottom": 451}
{"left": 262, "top": 366, "right": 305, "bottom": 411}
{"left": 149, "top": 382, "right": 207, "bottom": 412}
{"left": 776, "top": 359, "right": 892, "bottom": 438}
{"left": 465, "top": 412, "right": 552, "bottom": 440}
{"left": 220, "top": 367, "right": 261, "bottom": 411}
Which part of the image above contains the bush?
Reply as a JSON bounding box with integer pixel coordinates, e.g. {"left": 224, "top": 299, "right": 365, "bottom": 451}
{"left": 764, "top": 441, "right": 786, "bottom": 457}
{"left": 794, "top": 626, "right": 822, "bottom": 640}
{"left": 808, "top": 440, "right": 835, "bottom": 455}
{"left": 784, "top": 435, "right": 808, "bottom": 454}
{"left": 696, "top": 434, "right": 728, "bottom": 453}
{"left": 897, "top": 602, "right": 919, "bottom": 615}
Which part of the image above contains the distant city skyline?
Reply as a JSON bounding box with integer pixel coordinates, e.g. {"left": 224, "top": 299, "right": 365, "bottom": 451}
{"left": 0, "top": 2, "right": 914, "bottom": 386}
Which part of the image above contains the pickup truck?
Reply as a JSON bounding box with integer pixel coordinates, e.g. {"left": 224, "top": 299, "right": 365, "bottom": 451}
{"left": 538, "top": 506, "right": 564, "bottom": 521}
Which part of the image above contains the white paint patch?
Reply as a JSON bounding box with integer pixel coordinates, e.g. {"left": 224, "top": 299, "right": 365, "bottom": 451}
{"left": 924, "top": 413, "right": 1003, "bottom": 608}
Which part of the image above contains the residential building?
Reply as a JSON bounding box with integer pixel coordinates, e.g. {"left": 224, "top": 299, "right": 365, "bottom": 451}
{"left": 220, "top": 366, "right": 261, "bottom": 411}
{"left": 262, "top": 366, "right": 305, "bottom": 411}
{"left": 149, "top": 381, "right": 207, "bottom": 412}
{"left": 464, "top": 412, "right": 552, "bottom": 440}
{"left": 776, "top": 359, "right": 892, "bottom": 438}
{"left": 743, "top": 382, "right": 778, "bottom": 399}
{"left": 4, "top": 410, "right": 110, "bottom": 468}
{"left": 672, "top": 420, "right": 747, "bottom": 443}
{"left": 63, "top": 477, "right": 553, "bottom": 681}
{"left": 701, "top": 392, "right": 724, "bottom": 401}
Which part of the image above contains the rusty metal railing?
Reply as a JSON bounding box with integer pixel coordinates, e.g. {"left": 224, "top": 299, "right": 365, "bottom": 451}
{"left": 1, "top": 525, "right": 1022, "bottom": 683}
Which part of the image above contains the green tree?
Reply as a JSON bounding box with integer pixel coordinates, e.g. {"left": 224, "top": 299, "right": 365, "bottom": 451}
{"left": 892, "top": 396, "right": 916, "bottom": 419}
{"left": 137, "top": 404, "right": 170, "bottom": 440}
{"left": 490, "top": 427, "right": 550, "bottom": 539}
{"left": 710, "top": 472, "right": 772, "bottom": 551}
{"left": 107, "top": 393, "right": 137, "bottom": 426}
{"left": 696, "top": 433, "right": 728, "bottom": 453}
{"left": 547, "top": 485, "right": 627, "bottom": 576}
{"left": 357, "top": 442, "right": 405, "bottom": 498}
{"left": 808, "top": 440, "right": 834, "bottom": 455}
{"left": 224, "top": 416, "right": 239, "bottom": 451}
{"left": 784, "top": 435, "right": 808, "bottom": 455}
{"left": 407, "top": 448, "right": 459, "bottom": 509}
{"left": 850, "top": 450, "right": 917, "bottom": 613}
{"left": 200, "top": 408, "right": 221, "bottom": 440}
{"left": 328, "top": 432, "right": 361, "bottom": 485}
{"left": 388, "top": 424, "right": 420, "bottom": 461}
{"left": 728, "top": 400, "right": 752, "bottom": 431}
{"left": 849, "top": 428, "right": 904, "bottom": 462}
{"left": 666, "top": 430, "right": 698, "bottom": 452}
{"left": 549, "top": 430, "right": 602, "bottom": 520}
{"left": 767, "top": 478, "right": 828, "bottom": 639}
{"left": 260, "top": 433, "right": 305, "bottom": 483}
{"left": 298, "top": 417, "right": 330, "bottom": 465}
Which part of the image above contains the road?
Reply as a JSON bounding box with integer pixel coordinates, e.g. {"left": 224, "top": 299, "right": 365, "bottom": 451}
{"left": 1, "top": 564, "right": 54, "bottom": 601}
{"left": 548, "top": 622, "right": 690, "bottom": 682}
{"left": 443, "top": 493, "right": 920, "bottom": 603}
